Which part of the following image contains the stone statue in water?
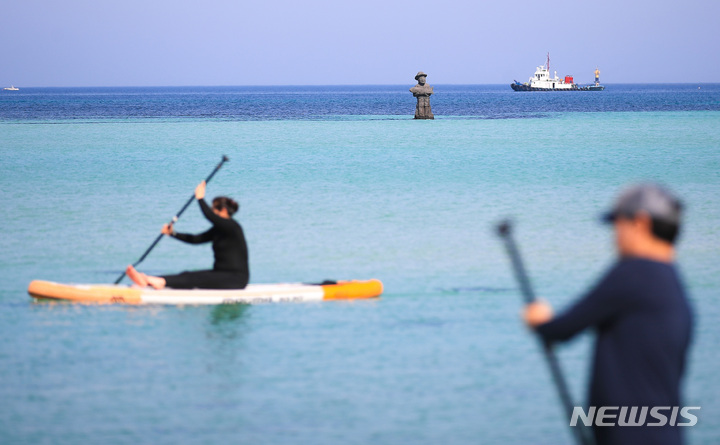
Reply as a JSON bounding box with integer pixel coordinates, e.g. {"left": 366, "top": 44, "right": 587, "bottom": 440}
{"left": 410, "top": 71, "right": 434, "bottom": 119}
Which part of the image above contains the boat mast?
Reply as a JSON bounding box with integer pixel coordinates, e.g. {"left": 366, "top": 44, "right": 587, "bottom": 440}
{"left": 546, "top": 52, "right": 550, "bottom": 72}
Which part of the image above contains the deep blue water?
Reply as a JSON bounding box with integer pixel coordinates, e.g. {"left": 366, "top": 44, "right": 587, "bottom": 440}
{"left": 2, "top": 84, "right": 719, "bottom": 121}
{"left": 1, "top": 85, "right": 719, "bottom": 444}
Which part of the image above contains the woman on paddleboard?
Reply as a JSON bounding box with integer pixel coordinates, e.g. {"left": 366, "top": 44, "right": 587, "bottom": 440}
{"left": 126, "top": 181, "right": 249, "bottom": 289}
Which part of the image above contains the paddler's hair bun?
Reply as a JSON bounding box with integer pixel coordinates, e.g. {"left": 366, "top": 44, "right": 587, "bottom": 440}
{"left": 212, "top": 196, "right": 239, "bottom": 216}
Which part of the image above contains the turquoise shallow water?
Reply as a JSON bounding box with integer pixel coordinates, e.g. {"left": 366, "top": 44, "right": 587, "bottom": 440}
{"left": 1, "top": 89, "right": 720, "bottom": 443}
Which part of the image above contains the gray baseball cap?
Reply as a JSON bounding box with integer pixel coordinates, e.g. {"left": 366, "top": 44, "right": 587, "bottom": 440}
{"left": 601, "top": 183, "right": 683, "bottom": 225}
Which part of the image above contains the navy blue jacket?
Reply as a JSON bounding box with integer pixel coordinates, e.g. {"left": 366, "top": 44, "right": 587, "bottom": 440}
{"left": 536, "top": 258, "right": 693, "bottom": 445}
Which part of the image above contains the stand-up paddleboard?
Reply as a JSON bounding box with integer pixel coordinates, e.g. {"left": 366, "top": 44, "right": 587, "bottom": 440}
{"left": 27, "top": 279, "right": 383, "bottom": 305}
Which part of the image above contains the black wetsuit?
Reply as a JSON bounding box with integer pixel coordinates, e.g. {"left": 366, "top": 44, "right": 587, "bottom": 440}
{"left": 536, "top": 258, "right": 693, "bottom": 445}
{"left": 161, "top": 199, "right": 249, "bottom": 289}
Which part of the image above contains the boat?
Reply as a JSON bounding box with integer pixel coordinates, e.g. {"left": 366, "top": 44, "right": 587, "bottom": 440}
{"left": 27, "top": 279, "right": 383, "bottom": 305}
{"left": 511, "top": 54, "right": 604, "bottom": 91}
{"left": 3, "top": 85, "right": 19, "bottom": 91}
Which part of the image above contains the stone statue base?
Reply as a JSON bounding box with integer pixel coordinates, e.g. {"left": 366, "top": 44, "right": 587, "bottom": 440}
{"left": 414, "top": 97, "right": 434, "bottom": 120}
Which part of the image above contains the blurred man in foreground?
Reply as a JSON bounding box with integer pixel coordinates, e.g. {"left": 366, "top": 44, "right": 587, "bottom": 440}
{"left": 524, "top": 183, "right": 693, "bottom": 445}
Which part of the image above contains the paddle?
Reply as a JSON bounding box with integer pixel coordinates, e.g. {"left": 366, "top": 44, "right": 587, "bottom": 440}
{"left": 114, "top": 155, "right": 230, "bottom": 284}
{"left": 495, "top": 220, "right": 594, "bottom": 445}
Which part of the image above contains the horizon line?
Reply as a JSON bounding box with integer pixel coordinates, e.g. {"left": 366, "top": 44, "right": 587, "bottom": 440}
{"left": 3, "top": 82, "right": 718, "bottom": 89}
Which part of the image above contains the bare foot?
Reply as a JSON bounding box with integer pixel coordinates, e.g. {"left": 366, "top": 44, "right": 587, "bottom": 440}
{"left": 126, "top": 265, "right": 148, "bottom": 287}
{"left": 145, "top": 275, "right": 167, "bottom": 290}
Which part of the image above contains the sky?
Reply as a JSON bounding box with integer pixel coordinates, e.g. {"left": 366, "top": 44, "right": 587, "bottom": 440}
{"left": 1, "top": 0, "right": 719, "bottom": 87}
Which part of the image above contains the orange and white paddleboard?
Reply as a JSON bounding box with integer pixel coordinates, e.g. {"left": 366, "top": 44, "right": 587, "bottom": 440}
{"left": 27, "top": 279, "right": 383, "bottom": 305}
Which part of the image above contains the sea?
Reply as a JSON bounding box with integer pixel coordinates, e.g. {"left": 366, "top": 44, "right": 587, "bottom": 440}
{"left": 1, "top": 84, "right": 719, "bottom": 444}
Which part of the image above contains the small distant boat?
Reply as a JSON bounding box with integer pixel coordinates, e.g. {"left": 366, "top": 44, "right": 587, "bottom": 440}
{"left": 3, "top": 85, "right": 19, "bottom": 91}
{"left": 511, "top": 54, "right": 604, "bottom": 91}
